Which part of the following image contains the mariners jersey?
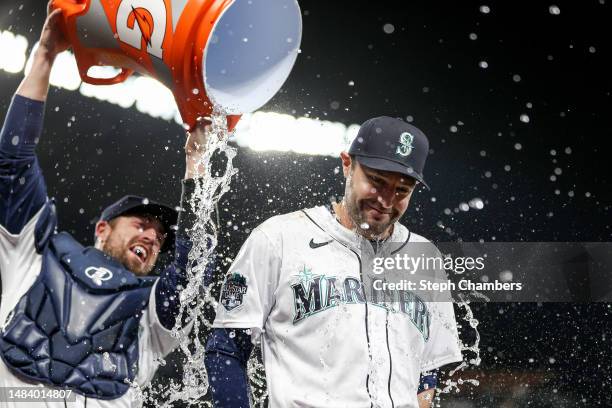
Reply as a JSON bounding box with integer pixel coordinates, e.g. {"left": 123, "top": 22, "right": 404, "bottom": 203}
{"left": 213, "top": 206, "right": 462, "bottom": 408}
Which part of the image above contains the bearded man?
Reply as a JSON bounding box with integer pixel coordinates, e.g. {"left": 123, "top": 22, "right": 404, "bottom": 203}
{"left": 205, "top": 116, "right": 462, "bottom": 408}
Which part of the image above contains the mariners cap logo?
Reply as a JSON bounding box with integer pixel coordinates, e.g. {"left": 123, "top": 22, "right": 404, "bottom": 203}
{"left": 85, "top": 266, "right": 114, "bottom": 286}
{"left": 221, "top": 272, "right": 248, "bottom": 312}
{"left": 396, "top": 132, "right": 415, "bottom": 157}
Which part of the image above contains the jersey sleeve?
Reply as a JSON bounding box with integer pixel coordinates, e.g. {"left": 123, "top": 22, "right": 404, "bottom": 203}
{"left": 0, "top": 95, "right": 48, "bottom": 235}
{"left": 420, "top": 299, "right": 463, "bottom": 372}
{"left": 144, "top": 279, "right": 191, "bottom": 357}
{"left": 212, "top": 226, "right": 282, "bottom": 339}
{"left": 418, "top": 241, "right": 463, "bottom": 371}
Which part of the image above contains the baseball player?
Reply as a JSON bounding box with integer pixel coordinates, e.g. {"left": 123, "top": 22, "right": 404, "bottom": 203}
{"left": 205, "top": 117, "right": 462, "bottom": 407}
{"left": 0, "top": 5, "right": 212, "bottom": 407}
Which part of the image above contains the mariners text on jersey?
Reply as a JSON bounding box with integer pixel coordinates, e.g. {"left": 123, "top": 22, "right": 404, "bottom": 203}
{"left": 213, "top": 205, "right": 462, "bottom": 408}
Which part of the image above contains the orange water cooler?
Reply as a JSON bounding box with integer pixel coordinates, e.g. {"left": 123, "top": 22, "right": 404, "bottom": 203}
{"left": 52, "top": 0, "right": 302, "bottom": 130}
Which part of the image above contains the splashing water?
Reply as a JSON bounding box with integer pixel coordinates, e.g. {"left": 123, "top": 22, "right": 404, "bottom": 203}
{"left": 436, "top": 294, "right": 481, "bottom": 405}
{"left": 172, "top": 111, "right": 238, "bottom": 403}
{"left": 140, "top": 110, "right": 239, "bottom": 406}
{"left": 247, "top": 346, "right": 268, "bottom": 407}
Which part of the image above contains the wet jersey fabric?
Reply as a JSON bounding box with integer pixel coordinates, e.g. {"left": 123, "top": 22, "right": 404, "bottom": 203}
{"left": 213, "top": 206, "right": 462, "bottom": 408}
{"left": 0, "top": 95, "right": 193, "bottom": 407}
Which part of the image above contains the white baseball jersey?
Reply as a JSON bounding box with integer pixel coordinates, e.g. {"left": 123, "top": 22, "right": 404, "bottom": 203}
{"left": 0, "top": 206, "right": 183, "bottom": 408}
{"left": 213, "top": 206, "right": 462, "bottom": 408}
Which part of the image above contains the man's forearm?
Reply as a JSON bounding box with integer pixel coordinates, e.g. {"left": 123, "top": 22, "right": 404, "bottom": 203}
{"left": 417, "top": 389, "right": 435, "bottom": 408}
{"left": 155, "top": 178, "right": 218, "bottom": 329}
{"left": 417, "top": 370, "right": 439, "bottom": 408}
{"left": 16, "top": 48, "right": 55, "bottom": 102}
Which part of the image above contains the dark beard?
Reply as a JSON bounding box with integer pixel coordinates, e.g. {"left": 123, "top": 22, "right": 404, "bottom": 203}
{"left": 102, "top": 238, "right": 150, "bottom": 275}
{"left": 343, "top": 179, "right": 396, "bottom": 238}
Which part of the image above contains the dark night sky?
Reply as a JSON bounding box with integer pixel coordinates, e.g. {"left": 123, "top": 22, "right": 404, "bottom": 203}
{"left": 1, "top": 0, "right": 611, "bottom": 406}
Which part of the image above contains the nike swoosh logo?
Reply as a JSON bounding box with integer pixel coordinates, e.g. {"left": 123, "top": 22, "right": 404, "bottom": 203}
{"left": 309, "top": 239, "right": 333, "bottom": 249}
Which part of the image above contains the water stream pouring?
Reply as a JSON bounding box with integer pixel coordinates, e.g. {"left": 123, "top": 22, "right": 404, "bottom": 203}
{"left": 52, "top": 0, "right": 302, "bottom": 130}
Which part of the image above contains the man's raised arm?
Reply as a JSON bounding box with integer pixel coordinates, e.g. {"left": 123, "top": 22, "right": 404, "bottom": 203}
{"left": 155, "top": 123, "right": 218, "bottom": 329}
{"left": 0, "top": 2, "right": 69, "bottom": 235}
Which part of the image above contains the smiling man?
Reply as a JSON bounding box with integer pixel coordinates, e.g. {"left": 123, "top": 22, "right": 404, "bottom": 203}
{"left": 0, "top": 4, "right": 211, "bottom": 408}
{"left": 205, "top": 116, "right": 462, "bottom": 408}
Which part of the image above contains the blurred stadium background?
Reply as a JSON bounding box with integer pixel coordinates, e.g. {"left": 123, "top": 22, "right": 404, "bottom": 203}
{"left": 1, "top": 1, "right": 611, "bottom": 406}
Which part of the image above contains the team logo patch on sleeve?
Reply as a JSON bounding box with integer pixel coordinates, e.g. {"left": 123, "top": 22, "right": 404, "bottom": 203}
{"left": 220, "top": 272, "right": 248, "bottom": 311}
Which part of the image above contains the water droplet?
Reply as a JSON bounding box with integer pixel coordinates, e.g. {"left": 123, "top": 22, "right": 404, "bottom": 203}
{"left": 479, "top": 5, "right": 491, "bottom": 14}
{"left": 549, "top": 5, "right": 561, "bottom": 15}
{"left": 519, "top": 114, "right": 530, "bottom": 123}
{"left": 478, "top": 61, "right": 488, "bottom": 69}
{"left": 383, "top": 23, "right": 395, "bottom": 34}
{"left": 500, "top": 270, "right": 513, "bottom": 282}
{"left": 512, "top": 74, "right": 521, "bottom": 82}
{"left": 469, "top": 198, "right": 484, "bottom": 210}
{"left": 469, "top": 33, "right": 478, "bottom": 40}
{"left": 514, "top": 143, "right": 522, "bottom": 150}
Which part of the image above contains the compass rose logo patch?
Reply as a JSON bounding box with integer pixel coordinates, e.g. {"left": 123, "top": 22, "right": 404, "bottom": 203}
{"left": 220, "top": 272, "right": 248, "bottom": 312}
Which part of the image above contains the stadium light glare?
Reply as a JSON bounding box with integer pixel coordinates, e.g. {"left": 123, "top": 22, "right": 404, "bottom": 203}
{"left": 2, "top": 29, "right": 359, "bottom": 156}
{"left": 132, "top": 76, "right": 179, "bottom": 121}
{"left": 0, "top": 30, "right": 28, "bottom": 74}
{"left": 24, "top": 43, "right": 81, "bottom": 91}
{"left": 233, "top": 112, "right": 356, "bottom": 156}
{"left": 79, "top": 79, "right": 136, "bottom": 109}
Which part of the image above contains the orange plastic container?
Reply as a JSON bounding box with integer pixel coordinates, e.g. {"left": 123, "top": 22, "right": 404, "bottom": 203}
{"left": 52, "top": 0, "right": 302, "bottom": 130}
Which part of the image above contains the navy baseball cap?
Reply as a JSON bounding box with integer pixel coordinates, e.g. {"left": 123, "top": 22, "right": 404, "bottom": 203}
{"left": 348, "top": 116, "right": 430, "bottom": 189}
{"left": 99, "top": 195, "right": 178, "bottom": 251}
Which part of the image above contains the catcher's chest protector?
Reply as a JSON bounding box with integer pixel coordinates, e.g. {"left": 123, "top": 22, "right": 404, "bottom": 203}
{"left": 0, "top": 232, "right": 155, "bottom": 399}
